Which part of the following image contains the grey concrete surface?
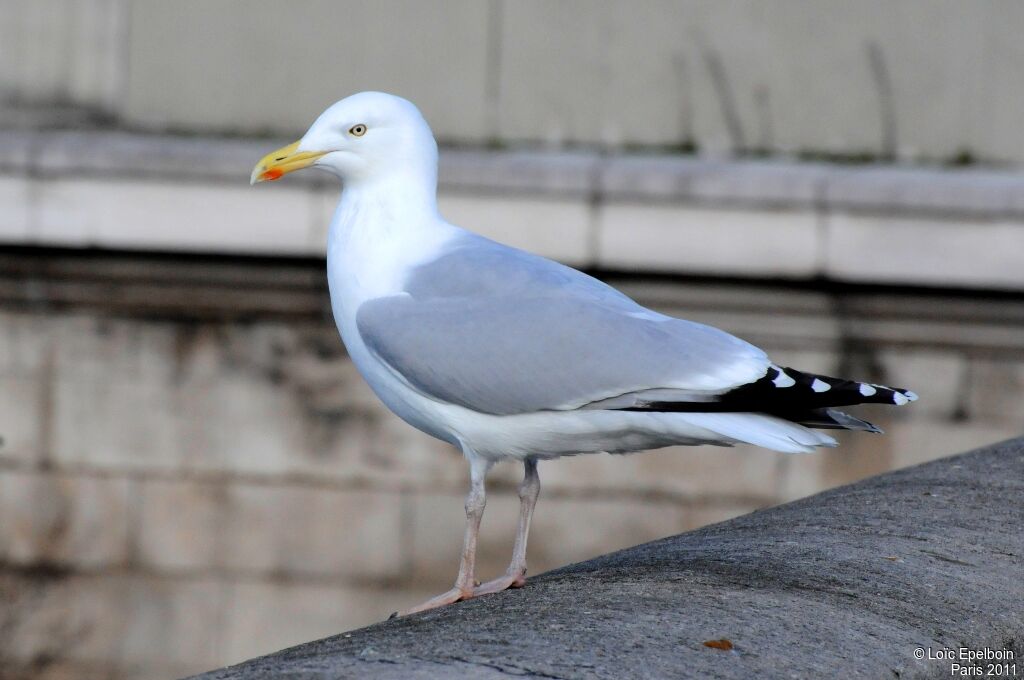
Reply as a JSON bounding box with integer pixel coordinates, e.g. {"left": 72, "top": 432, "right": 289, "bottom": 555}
{"left": 190, "top": 437, "right": 1024, "bottom": 680}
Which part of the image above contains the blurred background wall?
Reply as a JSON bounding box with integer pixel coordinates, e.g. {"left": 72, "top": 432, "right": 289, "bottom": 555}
{"left": 1, "top": 2, "right": 1023, "bottom": 678}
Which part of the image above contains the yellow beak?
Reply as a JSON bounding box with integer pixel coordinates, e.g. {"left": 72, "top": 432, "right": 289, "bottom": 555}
{"left": 250, "top": 141, "right": 327, "bottom": 185}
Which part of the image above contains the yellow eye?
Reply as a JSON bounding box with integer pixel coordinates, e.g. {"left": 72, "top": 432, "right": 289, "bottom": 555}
{"left": 349, "top": 124, "right": 367, "bottom": 137}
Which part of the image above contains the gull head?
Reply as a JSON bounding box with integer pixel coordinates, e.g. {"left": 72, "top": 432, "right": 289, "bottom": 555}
{"left": 250, "top": 91, "right": 437, "bottom": 185}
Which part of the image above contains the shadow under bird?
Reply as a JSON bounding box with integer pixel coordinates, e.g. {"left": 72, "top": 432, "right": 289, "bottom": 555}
{"left": 251, "top": 91, "right": 917, "bottom": 617}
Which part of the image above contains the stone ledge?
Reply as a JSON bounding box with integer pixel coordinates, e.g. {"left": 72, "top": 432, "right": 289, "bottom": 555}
{"left": 4, "top": 129, "right": 1024, "bottom": 215}
{"left": 192, "top": 437, "right": 1024, "bottom": 680}
{"left": 4, "top": 130, "right": 1024, "bottom": 291}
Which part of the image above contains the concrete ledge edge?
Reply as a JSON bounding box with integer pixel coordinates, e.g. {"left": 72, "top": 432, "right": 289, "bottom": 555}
{"left": 4, "top": 129, "right": 1024, "bottom": 217}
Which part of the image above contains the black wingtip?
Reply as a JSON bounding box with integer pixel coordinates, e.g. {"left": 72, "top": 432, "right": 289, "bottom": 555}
{"left": 616, "top": 365, "right": 915, "bottom": 433}
{"left": 761, "top": 366, "right": 918, "bottom": 410}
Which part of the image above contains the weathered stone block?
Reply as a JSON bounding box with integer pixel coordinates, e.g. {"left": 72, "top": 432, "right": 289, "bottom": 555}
{"left": 888, "top": 420, "right": 1023, "bottom": 470}
{"left": 123, "top": 1, "right": 491, "bottom": 140}
{"left": 440, "top": 150, "right": 596, "bottom": 197}
{"left": 966, "top": 357, "right": 1024, "bottom": 425}
{"left": 276, "top": 348, "right": 479, "bottom": 487}
{"left": 1, "top": 572, "right": 227, "bottom": 680}
{"left": 777, "top": 430, "right": 896, "bottom": 502}
{"left": 537, "top": 445, "right": 783, "bottom": 503}
{"left": 134, "top": 479, "right": 223, "bottom": 572}
{"left": 824, "top": 165, "right": 1024, "bottom": 217}
{"left": 357, "top": 410, "right": 467, "bottom": 488}
{"left": 136, "top": 479, "right": 405, "bottom": 582}
{"left": 781, "top": 416, "right": 1022, "bottom": 504}
{"left": 52, "top": 373, "right": 181, "bottom": 472}
{"left": 2, "top": 574, "right": 129, "bottom": 675}
{"left": 0, "top": 470, "right": 130, "bottom": 567}
{"left": 218, "top": 485, "right": 405, "bottom": 582}
{"left": 601, "top": 157, "right": 824, "bottom": 207}
{"left": 0, "top": 312, "right": 49, "bottom": 376}
{"left": 0, "top": 375, "right": 43, "bottom": 466}
{"left": 0, "top": 0, "right": 126, "bottom": 113}
{"left": 34, "top": 179, "right": 318, "bottom": 255}
{"left": 173, "top": 367, "right": 311, "bottom": 475}
{"left": 0, "top": 176, "right": 31, "bottom": 241}
{"left": 33, "top": 130, "right": 274, "bottom": 182}
{"left": 598, "top": 204, "right": 820, "bottom": 277}
{"left": 50, "top": 314, "right": 171, "bottom": 382}
{"left": 116, "top": 575, "right": 229, "bottom": 677}
{"left": 826, "top": 213, "right": 1024, "bottom": 290}
{"left": 526, "top": 496, "right": 687, "bottom": 569}
{"left": 877, "top": 349, "right": 967, "bottom": 420}
{"left": 438, "top": 193, "right": 593, "bottom": 266}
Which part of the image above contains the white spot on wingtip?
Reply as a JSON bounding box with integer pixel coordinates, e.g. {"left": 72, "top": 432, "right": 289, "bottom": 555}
{"left": 810, "top": 378, "right": 830, "bottom": 393}
{"left": 903, "top": 390, "right": 919, "bottom": 401}
{"left": 773, "top": 370, "right": 796, "bottom": 387}
{"left": 893, "top": 392, "right": 909, "bottom": 405}
{"left": 859, "top": 383, "right": 877, "bottom": 397}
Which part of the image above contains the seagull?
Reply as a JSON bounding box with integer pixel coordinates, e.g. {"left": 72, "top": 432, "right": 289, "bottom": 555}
{"left": 251, "top": 92, "right": 917, "bottom": 616}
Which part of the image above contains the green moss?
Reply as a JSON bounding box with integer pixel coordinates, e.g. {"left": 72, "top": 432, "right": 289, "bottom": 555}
{"left": 945, "top": 148, "right": 976, "bottom": 167}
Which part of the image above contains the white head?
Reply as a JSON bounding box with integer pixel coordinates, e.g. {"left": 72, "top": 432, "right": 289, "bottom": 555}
{"left": 251, "top": 91, "right": 438, "bottom": 187}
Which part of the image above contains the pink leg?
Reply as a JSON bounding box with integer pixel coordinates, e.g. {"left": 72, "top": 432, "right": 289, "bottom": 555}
{"left": 396, "top": 458, "right": 490, "bottom": 617}
{"left": 474, "top": 458, "right": 540, "bottom": 596}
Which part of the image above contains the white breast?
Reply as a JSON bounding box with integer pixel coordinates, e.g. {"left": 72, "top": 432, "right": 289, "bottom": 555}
{"left": 325, "top": 192, "right": 462, "bottom": 444}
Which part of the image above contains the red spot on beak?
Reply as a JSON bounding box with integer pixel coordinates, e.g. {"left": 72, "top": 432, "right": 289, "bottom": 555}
{"left": 263, "top": 168, "right": 284, "bottom": 181}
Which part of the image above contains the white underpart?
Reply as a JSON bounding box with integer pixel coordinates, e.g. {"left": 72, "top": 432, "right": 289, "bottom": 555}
{"left": 859, "top": 383, "right": 877, "bottom": 396}
{"left": 810, "top": 378, "right": 831, "bottom": 393}
{"left": 773, "top": 370, "right": 796, "bottom": 387}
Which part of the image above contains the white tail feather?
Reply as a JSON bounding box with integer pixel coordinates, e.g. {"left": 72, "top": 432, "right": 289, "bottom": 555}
{"left": 674, "top": 412, "right": 838, "bottom": 454}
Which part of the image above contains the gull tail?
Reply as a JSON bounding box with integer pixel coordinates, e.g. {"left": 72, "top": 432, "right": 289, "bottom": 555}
{"left": 792, "top": 407, "right": 884, "bottom": 433}
{"left": 671, "top": 412, "right": 838, "bottom": 454}
{"left": 618, "top": 364, "right": 917, "bottom": 444}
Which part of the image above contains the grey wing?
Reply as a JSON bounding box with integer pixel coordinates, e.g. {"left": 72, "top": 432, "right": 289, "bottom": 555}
{"left": 356, "top": 236, "right": 769, "bottom": 415}
{"left": 357, "top": 294, "right": 768, "bottom": 415}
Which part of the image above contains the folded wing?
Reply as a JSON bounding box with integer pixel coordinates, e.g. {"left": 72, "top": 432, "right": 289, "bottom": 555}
{"left": 355, "top": 234, "right": 770, "bottom": 416}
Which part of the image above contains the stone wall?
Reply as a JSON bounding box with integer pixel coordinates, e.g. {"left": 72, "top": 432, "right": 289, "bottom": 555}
{"left": 1, "top": 249, "right": 1022, "bottom": 679}
{"left": 2, "top": 127, "right": 1024, "bottom": 680}
{"left": 4, "top": 2, "right": 1024, "bottom": 163}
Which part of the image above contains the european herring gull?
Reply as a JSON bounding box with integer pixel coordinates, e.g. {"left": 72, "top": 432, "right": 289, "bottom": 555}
{"left": 251, "top": 91, "right": 917, "bottom": 616}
